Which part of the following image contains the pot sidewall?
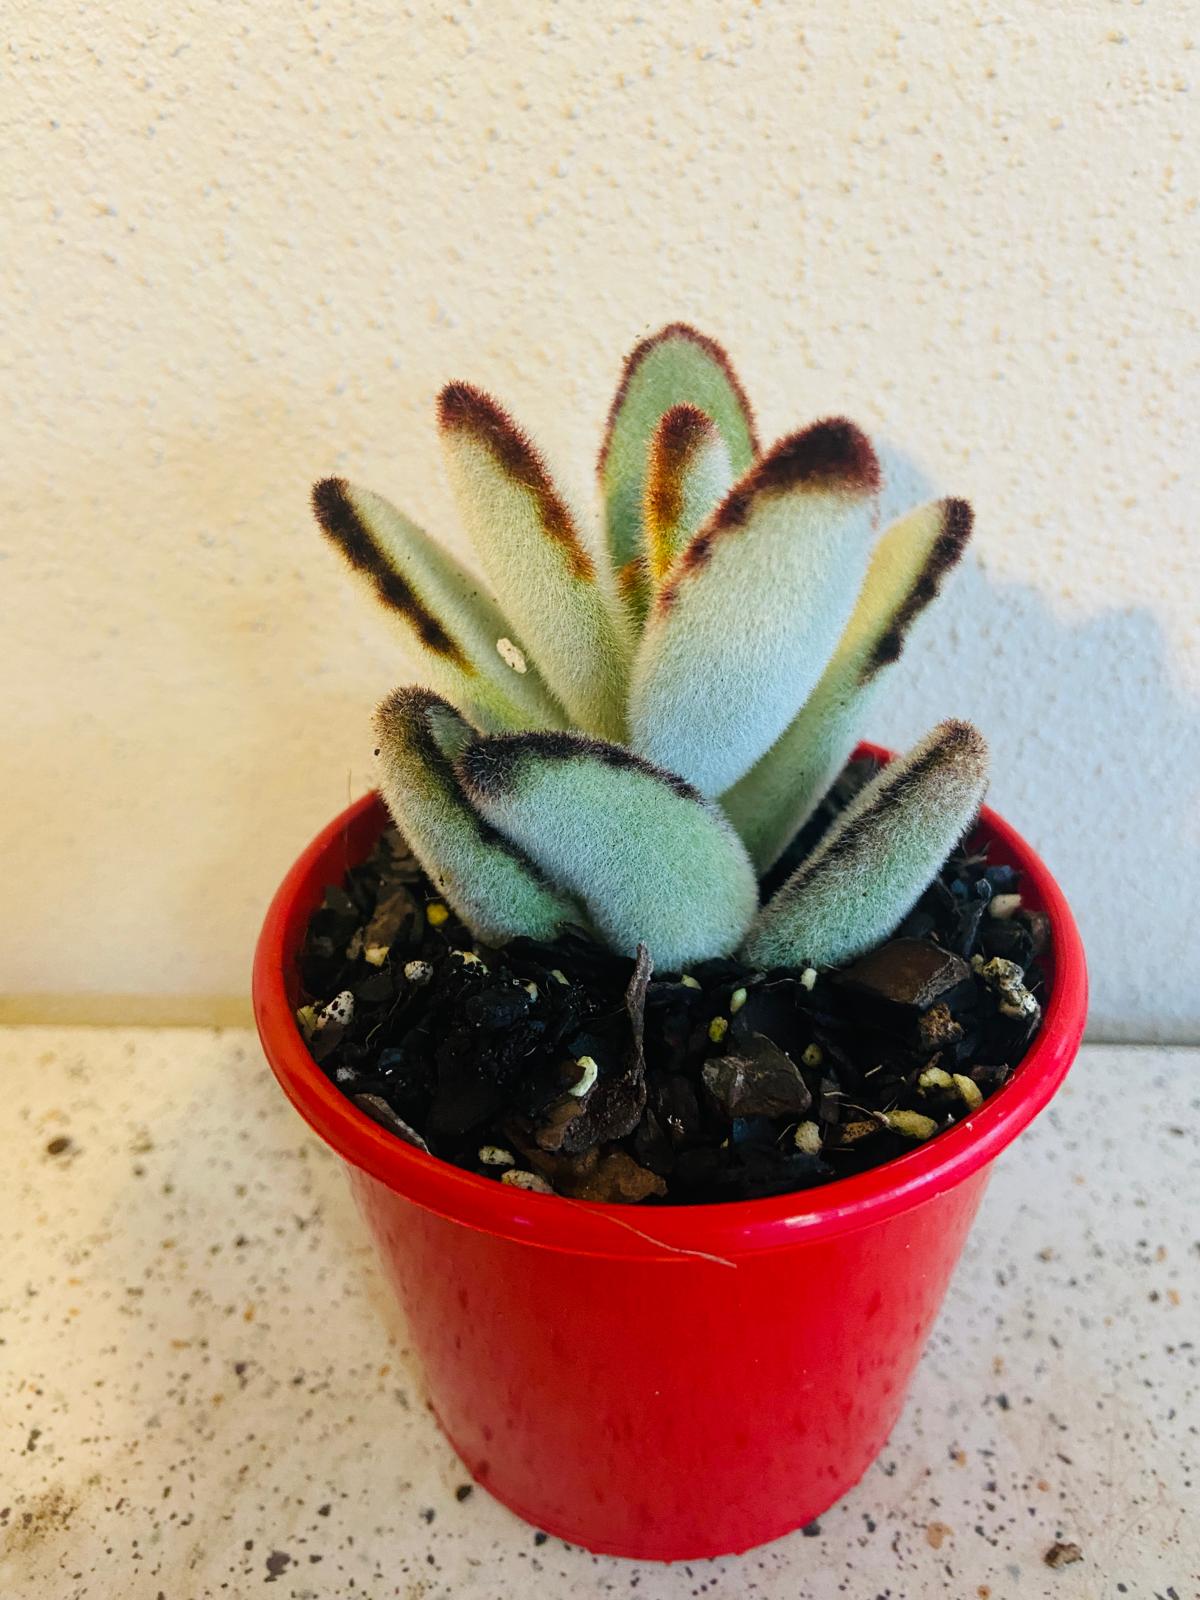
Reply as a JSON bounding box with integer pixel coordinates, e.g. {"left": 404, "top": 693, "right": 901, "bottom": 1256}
{"left": 252, "top": 760, "right": 1087, "bottom": 1558}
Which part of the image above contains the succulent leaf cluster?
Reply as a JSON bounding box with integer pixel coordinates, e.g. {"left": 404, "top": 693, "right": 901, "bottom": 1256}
{"left": 313, "top": 323, "right": 987, "bottom": 974}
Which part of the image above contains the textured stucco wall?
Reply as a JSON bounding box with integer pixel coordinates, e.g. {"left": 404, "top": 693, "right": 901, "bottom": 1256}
{"left": 2, "top": 2, "right": 1197, "bottom": 1038}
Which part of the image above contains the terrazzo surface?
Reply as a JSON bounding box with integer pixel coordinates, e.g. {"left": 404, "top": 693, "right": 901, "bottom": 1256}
{"left": 2, "top": 1028, "right": 1196, "bottom": 1598}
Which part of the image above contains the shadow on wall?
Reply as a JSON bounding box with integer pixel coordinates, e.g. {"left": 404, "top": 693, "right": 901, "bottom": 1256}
{"left": 871, "top": 434, "right": 1200, "bottom": 1042}
{"left": 110, "top": 548, "right": 1200, "bottom": 1042}
{"left": 879, "top": 557, "right": 1200, "bottom": 1045}
{"left": 203, "top": 526, "right": 1195, "bottom": 1045}
{"left": 4, "top": 427, "right": 1196, "bottom": 1045}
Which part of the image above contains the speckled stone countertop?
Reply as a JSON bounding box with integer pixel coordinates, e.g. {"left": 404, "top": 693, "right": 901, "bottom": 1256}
{"left": 2, "top": 1029, "right": 1196, "bottom": 1598}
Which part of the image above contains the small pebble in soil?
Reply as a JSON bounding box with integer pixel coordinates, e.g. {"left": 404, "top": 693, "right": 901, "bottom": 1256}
{"left": 794, "top": 1120, "right": 822, "bottom": 1155}
{"left": 837, "top": 939, "right": 970, "bottom": 1010}
{"left": 567, "top": 1056, "right": 599, "bottom": 1097}
{"left": 702, "top": 1035, "right": 811, "bottom": 1120}
{"left": 989, "top": 893, "right": 1022, "bottom": 920}
{"left": 886, "top": 1110, "right": 939, "bottom": 1141}
{"left": 294, "top": 757, "right": 1047, "bottom": 1206}
{"left": 918, "top": 1065, "right": 955, "bottom": 1094}
{"left": 973, "top": 955, "right": 1041, "bottom": 1022}
{"left": 952, "top": 1072, "right": 983, "bottom": 1110}
{"left": 501, "top": 1169, "right": 554, "bottom": 1194}
{"left": 917, "top": 1002, "right": 964, "bottom": 1051}
{"left": 478, "top": 1145, "right": 516, "bottom": 1167}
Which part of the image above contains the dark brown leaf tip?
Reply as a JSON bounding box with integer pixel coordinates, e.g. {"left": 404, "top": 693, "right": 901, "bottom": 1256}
{"left": 312, "top": 479, "right": 468, "bottom": 666}
{"left": 656, "top": 401, "right": 716, "bottom": 457}
{"left": 713, "top": 419, "right": 880, "bottom": 532}
{"left": 817, "top": 720, "right": 987, "bottom": 874}
{"left": 653, "top": 418, "right": 880, "bottom": 615}
{"left": 932, "top": 718, "right": 986, "bottom": 757}
{"left": 893, "top": 719, "right": 987, "bottom": 794}
{"left": 437, "top": 380, "right": 504, "bottom": 436}
{"left": 311, "top": 476, "right": 359, "bottom": 553}
{"left": 438, "top": 381, "right": 594, "bottom": 580}
{"left": 374, "top": 688, "right": 554, "bottom": 873}
{"left": 863, "top": 498, "right": 974, "bottom": 681}
{"left": 598, "top": 321, "right": 759, "bottom": 472}
{"left": 942, "top": 497, "right": 974, "bottom": 552}
{"left": 374, "top": 686, "right": 462, "bottom": 782}
{"left": 459, "top": 730, "right": 704, "bottom": 804}
{"left": 374, "top": 683, "right": 444, "bottom": 738}
{"left": 646, "top": 404, "right": 718, "bottom": 533}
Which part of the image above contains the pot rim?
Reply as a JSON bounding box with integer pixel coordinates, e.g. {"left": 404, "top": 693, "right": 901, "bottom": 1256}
{"left": 253, "top": 744, "right": 1087, "bottom": 1260}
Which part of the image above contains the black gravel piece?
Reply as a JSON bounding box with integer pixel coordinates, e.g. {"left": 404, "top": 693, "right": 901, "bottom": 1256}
{"left": 294, "top": 758, "right": 1047, "bottom": 1205}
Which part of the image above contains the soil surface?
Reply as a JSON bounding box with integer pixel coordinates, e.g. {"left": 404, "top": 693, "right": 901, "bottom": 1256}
{"left": 295, "top": 759, "right": 1047, "bottom": 1204}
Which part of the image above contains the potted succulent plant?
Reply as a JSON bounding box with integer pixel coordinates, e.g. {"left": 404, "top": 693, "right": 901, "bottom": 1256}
{"left": 254, "top": 324, "right": 1086, "bottom": 1560}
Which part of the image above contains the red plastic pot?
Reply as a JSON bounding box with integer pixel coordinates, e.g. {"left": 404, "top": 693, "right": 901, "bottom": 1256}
{"left": 253, "top": 747, "right": 1087, "bottom": 1561}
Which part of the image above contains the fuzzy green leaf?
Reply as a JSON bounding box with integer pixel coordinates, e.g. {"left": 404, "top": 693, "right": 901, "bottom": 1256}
{"left": 628, "top": 419, "right": 881, "bottom": 796}
{"left": 630, "top": 404, "right": 735, "bottom": 621}
{"left": 722, "top": 498, "right": 974, "bottom": 870}
{"left": 599, "top": 323, "right": 757, "bottom": 605}
{"left": 438, "top": 383, "right": 631, "bottom": 740}
{"left": 313, "top": 478, "right": 565, "bottom": 732}
{"left": 740, "top": 721, "right": 989, "bottom": 971}
{"left": 374, "top": 688, "right": 581, "bottom": 945}
{"left": 456, "top": 732, "right": 758, "bottom": 971}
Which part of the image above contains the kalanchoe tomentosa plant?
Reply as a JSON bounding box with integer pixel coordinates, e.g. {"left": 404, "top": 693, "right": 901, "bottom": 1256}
{"left": 312, "top": 323, "right": 987, "bottom": 975}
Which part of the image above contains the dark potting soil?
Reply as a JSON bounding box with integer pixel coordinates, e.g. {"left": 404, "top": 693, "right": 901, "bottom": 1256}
{"left": 295, "top": 758, "right": 1048, "bottom": 1205}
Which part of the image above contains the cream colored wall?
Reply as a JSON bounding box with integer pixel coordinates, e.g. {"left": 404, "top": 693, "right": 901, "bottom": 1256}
{"left": 2, "top": 2, "right": 1197, "bottom": 1038}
